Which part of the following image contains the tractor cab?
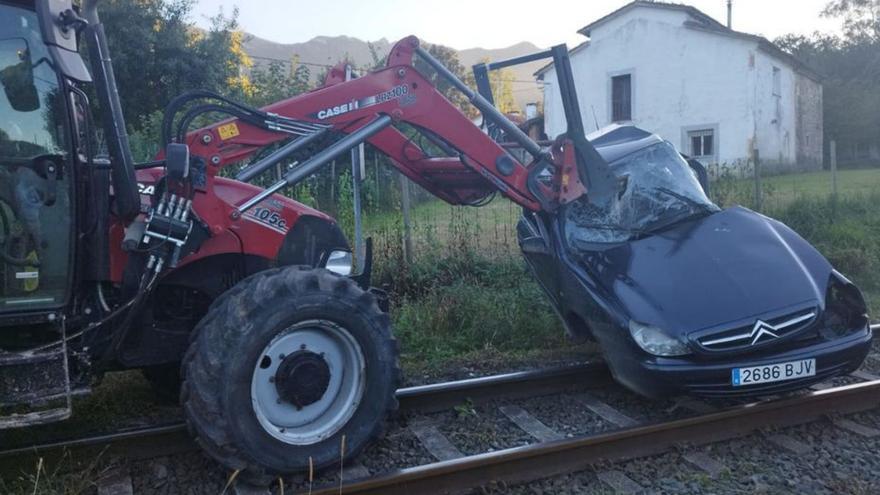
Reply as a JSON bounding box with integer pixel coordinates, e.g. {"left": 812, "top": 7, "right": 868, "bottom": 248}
{"left": 0, "top": 0, "right": 129, "bottom": 427}
{"left": 0, "top": 3, "right": 74, "bottom": 315}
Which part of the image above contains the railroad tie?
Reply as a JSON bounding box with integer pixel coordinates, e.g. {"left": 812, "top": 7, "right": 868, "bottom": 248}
{"left": 674, "top": 397, "right": 718, "bottom": 414}
{"left": 341, "top": 462, "right": 371, "bottom": 481}
{"left": 833, "top": 418, "right": 880, "bottom": 438}
{"left": 499, "top": 405, "right": 563, "bottom": 442}
{"left": 596, "top": 470, "right": 644, "bottom": 494}
{"left": 574, "top": 393, "right": 638, "bottom": 428}
{"left": 232, "top": 483, "right": 271, "bottom": 495}
{"left": 682, "top": 451, "right": 727, "bottom": 478}
{"left": 409, "top": 422, "right": 464, "bottom": 461}
{"left": 97, "top": 469, "right": 134, "bottom": 495}
{"left": 767, "top": 434, "right": 811, "bottom": 454}
{"left": 851, "top": 369, "right": 880, "bottom": 382}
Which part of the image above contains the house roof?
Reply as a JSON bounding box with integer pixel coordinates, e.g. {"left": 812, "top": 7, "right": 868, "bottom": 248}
{"left": 577, "top": 0, "right": 725, "bottom": 37}
{"left": 535, "top": 1, "right": 821, "bottom": 82}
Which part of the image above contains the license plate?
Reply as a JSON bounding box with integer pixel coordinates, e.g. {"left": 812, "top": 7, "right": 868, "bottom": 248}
{"left": 732, "top": 358, "right": 816, "bottom": 386}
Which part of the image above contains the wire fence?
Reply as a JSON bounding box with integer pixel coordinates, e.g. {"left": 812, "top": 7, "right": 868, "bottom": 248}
{"left": 708, "top": 141, "right": 880, "bottom": 213}
{"left": 278, "top": 140, "right": 880, "bottom": 272}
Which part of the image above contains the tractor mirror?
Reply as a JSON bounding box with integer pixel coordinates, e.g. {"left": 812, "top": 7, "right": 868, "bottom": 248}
{"left": 0, "top": 39, "right": 39, "bottom": 112}
{"left": 165, "top": 143, "right": 190, "bottom": 182}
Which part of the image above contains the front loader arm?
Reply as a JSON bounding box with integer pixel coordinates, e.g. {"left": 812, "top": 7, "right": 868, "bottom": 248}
{"left": 178, "top": 36, "right": 605, "bottom": 215}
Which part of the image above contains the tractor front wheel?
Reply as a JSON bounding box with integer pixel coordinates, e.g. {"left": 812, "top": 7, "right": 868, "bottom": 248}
{"left": 180, "top": 266, "right": 399, "bottom": 479}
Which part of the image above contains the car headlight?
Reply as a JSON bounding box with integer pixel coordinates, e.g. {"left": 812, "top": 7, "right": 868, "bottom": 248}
{"left": 628, "top": 320, "right": 690, "bottom": 356}
{"left": 822, "top": 270, "right": 868, "bottom": 338}
{"left": 324, "top": 250, "right": 353, "bottom": 276}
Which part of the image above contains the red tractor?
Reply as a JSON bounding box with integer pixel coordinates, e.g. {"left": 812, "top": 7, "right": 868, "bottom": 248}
{"left": 1, "top": 0, "right": 607, "bottom": 480}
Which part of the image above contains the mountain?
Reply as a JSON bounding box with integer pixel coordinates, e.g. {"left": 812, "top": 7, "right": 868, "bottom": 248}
{"left": 242, "top": 34, "right": 544, "bottom": 110}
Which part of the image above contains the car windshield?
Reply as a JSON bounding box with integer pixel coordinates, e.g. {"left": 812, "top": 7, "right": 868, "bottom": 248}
{"left": 564, "top": 141, "right": 718, "bottom": 248}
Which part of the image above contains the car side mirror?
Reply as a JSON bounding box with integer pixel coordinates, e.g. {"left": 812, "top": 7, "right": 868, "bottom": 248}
{"left": 0, "top": 39, "right": 39, "bottom": 112}
{"left": 685, "top": 157, "right": 710, "bottom": 195}
{"left": 520, "top": 236, "right": 551, "bottom": 256}
{"left": 165, "top": 143, "right": 190, "bottom": 182}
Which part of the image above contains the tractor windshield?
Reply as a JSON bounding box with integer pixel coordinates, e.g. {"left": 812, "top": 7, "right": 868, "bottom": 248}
{"left": 564, "top": 141, "right": 718, "bottom": 247}
{"left": 0, "top": 6, "right": 66, "bottom": 159}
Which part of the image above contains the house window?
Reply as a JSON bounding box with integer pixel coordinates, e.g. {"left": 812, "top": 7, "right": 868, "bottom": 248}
{"left": 772, "top": 66, "right": 781, "bottom": 96}
{"left": 611, "top": 74, "right": 632, "bottom": 122}
{"left": 688, "top": 129, "right": 715, "bottom": 158}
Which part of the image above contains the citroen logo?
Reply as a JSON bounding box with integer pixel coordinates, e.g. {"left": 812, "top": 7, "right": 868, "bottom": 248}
{"left": 701, "top": 311, "right": 816, "bottom": 347}
{"left": 749, "top": 320, "right": 781, "bottom": 345}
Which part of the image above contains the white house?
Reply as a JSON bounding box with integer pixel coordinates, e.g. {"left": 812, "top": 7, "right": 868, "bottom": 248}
{"left": 537, "top": 1, "right": 823, "bottom": 171}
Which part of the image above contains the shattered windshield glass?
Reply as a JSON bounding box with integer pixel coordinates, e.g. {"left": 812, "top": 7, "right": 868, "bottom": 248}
{"left": 564, "top": 141, "right": 718, "bottom": 247}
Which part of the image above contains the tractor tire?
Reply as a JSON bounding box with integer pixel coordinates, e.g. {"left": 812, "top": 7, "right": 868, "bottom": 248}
{"left": 180, "top": 266, "right": 399, "bottom": 479}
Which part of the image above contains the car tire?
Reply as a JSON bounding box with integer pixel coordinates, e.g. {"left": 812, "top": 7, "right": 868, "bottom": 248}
{"left": 180, "top": 265, "right": 399, "bottom": 479}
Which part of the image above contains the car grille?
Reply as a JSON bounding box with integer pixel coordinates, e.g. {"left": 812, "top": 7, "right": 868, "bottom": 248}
{"left": 695, "top": 307, "right": 818, "bottom": 353}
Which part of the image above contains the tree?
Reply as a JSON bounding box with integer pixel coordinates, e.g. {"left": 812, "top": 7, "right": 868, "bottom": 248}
{"left": 248, "top": 57, "right": 311, "bottom": 107}
{"left": 823, "top": 0, "right": 880, "bottom": 41}
{"left": 774, "top": 1, "right": 880, "bottom": 159}
{"left": 95, "top": 0, "right": 250, "bottom": 131}
{"left": 413, "top": 43, "right": 477, "bottom": 118}
{"left": 489, "top": 68, "right": 517, "bottom": 114}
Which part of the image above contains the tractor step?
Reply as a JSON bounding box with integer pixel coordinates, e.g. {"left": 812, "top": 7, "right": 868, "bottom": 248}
{"left": 0, "top": 321, "right": 75, "bottom": 429}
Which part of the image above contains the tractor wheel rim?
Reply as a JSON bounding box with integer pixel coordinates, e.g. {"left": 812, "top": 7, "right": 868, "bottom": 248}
{"left": 251, "top": 319, "right": 366, "bottom": 445}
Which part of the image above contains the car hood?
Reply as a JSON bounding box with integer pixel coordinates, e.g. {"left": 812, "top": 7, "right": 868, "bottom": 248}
{"left": 577, "top": 206, "right": 832, "bottom": 336}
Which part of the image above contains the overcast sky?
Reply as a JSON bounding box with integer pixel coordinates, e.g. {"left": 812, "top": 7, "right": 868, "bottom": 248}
{"left": 192, "top": 0, "right": 840, "bottom": 50}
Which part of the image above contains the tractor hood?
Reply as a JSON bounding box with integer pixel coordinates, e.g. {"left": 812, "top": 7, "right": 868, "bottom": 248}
{"left": 579, "top": 206, "right": 832, "bottom": 336}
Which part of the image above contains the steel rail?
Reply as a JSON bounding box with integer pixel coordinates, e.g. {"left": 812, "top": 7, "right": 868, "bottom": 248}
{"left": 310, "top": 379, "right": 880, "bottom": 495}
{"left": 0, "top": 362, "right": 610, "bottom": 463}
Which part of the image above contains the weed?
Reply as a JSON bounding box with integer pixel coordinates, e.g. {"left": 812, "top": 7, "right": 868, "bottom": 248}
{"left": 454, "top": 399, "right": 478, "bottom": 419}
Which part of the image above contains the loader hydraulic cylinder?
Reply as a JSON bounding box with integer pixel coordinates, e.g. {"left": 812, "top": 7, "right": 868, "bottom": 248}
{"left": 235, "top": 115, "right": 393, "bottom": 215}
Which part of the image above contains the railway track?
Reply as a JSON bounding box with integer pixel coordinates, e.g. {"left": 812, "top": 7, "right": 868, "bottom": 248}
{"left": 3, "top": 348, "right": 880, "bottom": 494}
{"left": 0, "top": 362, "right": 612, "bottom": 465}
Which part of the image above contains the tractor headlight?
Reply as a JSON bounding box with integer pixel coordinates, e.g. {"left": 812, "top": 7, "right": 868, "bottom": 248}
{"left": 628, "top": 320, "right": 690, "bottom": 357}
{"left": 325, "top": 250, "right": 353, "bottom": 276}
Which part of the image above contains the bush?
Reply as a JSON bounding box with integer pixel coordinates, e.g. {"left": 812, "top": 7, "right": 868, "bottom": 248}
{"left": 767, "top": 192, "right": 880, "bottom": 299}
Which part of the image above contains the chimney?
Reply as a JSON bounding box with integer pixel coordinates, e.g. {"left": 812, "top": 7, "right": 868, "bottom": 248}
{"left": 727, "top": 0, "right": 732, "bottom": 29}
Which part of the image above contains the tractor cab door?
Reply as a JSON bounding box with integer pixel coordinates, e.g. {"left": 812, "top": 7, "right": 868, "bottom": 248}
{"left": 0, "top": 4, "right": 73, "bottom": 313}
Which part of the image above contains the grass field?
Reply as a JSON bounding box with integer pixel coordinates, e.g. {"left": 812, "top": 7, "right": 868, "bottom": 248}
{"left": 761, "top": 168, "right": 880, "bottom": 207}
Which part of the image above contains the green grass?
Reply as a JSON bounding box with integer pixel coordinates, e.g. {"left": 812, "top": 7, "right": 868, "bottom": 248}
{"left": 712, "top": 167, "right": 880, "bottom": 211}
{"left": 762, "top": 168, "right": 880, "bottom": 206}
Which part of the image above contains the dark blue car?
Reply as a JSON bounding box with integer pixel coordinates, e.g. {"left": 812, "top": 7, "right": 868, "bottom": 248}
{"left": 518, "top": 125, "right": 872, "bottom": 397}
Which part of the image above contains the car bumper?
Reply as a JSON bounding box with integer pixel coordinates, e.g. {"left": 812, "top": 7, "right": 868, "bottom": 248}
{"left": 610, "top": 325, "right": 873, "bottom": 398}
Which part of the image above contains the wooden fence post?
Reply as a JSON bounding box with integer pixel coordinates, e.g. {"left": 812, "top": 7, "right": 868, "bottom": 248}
{"left": 830, "top": 140, "right": 838, "bottom": 199}
{"left": 753, "top": 148, "right": 762, "bottom": 211}
{"left": 400, "top": 173, "right": 413, "bottom": 264}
